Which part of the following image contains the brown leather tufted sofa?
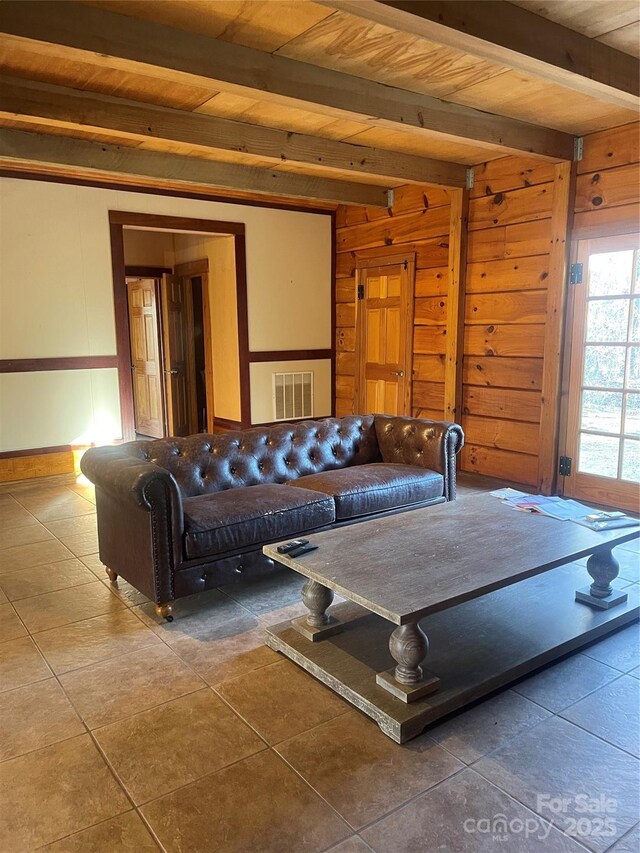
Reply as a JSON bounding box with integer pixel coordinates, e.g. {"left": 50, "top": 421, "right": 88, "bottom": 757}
{"left": 81, "top": 414, "right": 463, "bottom": 620}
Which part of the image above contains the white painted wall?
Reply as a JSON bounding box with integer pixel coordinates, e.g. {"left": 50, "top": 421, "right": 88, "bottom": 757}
{"left": 0, "top": 178, "right": 332, "bottom": 451}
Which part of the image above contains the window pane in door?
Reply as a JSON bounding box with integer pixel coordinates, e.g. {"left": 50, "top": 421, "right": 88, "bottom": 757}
{"left": 578, "top": 433, "right": 620, "bottom": 477}
{"left": 586, "top": 299, "right": 630, "bottom": 343}
{"left": 581, "top": 391, "right": 622, "bottom": 433}
{"left": 628, "top": 347, "right": 640, "bottom": 390}
{"left": 630, "top": 299, "right": 640, "bottom": 342}
{"left": 621, "top": 439, "right": 640, "bottom": 482}
{"left": 588, "top": 251, "right": 633, "bottom": 296}
{"left": 624, "top": 393, "right": 640, "bottom": 437}
{"left": 583, "top": 346, "right": 626, "bottom": 388}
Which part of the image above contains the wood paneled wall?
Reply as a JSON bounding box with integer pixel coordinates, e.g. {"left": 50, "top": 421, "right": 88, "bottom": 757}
{"left": 460, "top": 157, "right": 557, "bottom": 486}
{"left": 333, "top": 123, "right": 639, "bottom": 487}
{"left": 335, "top": 185, "right": 452, "bottom": 419}
{"left": 573, "top": 122, "right": 639, "bottom": 239}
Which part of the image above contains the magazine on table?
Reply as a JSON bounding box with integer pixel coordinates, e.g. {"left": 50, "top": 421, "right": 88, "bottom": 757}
{"left": 490, "top": 488, "right": 639, "bottom": 530}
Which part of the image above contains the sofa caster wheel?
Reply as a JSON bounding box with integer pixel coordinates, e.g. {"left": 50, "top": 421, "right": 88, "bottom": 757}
{"left": 105, "top": 568, "right": 118, "bottom": 583}
{"left": 155, "top": 602, "right": 174, "bottom": 622}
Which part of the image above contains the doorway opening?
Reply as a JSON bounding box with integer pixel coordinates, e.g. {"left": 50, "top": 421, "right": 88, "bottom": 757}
{"left": 109, "top": 212, "right": 249, "bottom": 442}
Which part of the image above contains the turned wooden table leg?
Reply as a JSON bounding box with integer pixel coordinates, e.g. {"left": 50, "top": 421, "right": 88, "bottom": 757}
{"left": 576, "top": 548, "right": 627, "bottom": 610}
{"left": 292, "top": 579, "right": 343, "bottom": 642}
{"left": 302, "top": 579, "right": 334, "bottom": 626}
{"left": 377, "top": 620, "right": 441, "bottom": 703}
{"left": 390, "top": 621, "right": 428, "bottom": 684}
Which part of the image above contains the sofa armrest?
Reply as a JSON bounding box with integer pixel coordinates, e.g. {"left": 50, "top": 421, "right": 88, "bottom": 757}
{"left": 374, "top": 415, "right": 464, "bottom": 500}
{"left": 80, "top": 445, "right": 184, "bottom": 602}
{"left": 81, "top": 445, "right": 182, "bottom": 515}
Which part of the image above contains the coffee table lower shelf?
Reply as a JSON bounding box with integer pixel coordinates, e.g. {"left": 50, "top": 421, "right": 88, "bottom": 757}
{"left": 265, "top": 563, "right": 639, "bottom": 743}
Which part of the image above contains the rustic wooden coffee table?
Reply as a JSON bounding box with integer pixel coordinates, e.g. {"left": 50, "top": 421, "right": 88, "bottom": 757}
{"left": 264, "top": 493, "right": 639, "bottom": 743}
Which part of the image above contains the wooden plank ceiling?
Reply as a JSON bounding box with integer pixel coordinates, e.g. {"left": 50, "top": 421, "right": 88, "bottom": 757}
{"left": 0, "top": 0, "right": 637, "bottom": 206}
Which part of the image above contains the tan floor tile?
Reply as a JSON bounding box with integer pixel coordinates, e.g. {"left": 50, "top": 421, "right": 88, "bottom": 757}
{"left": 0, "top": 558, "right": 96, "bottom": 601}
{"left": 0, "top": 678, "right": 85, "bottom": 761}
{"left": 168, "top": 613, "right": 278, "bottom": 684}
{"left": 0, "top": 586, "right": 7, "bottom": 604}
{"left": 141, "top": 749, "right": 350, "bottom": 853}
{"left": 0, "top": 521, "right": 54, "bottom": 550}
{"left": 59, "top": 644, "right": 205, "bottom": 728}
{"left": 0, "top": 602, "right": 28, "bottom": 643}
{"left": 44, "top": 514, "right": 96, "bottom": 538}
{"left": 101, "top": 576, "right": 149, "bottom": 607}
{"left": 0, "top": 734, "right": 130, "bottom": 852}
{"left": 0, "top": 539, "right": 74, "bottom": 574}
{"left": 67, "top": 482, "right": 96, "bottom": 505}
{"left": 13, "top": 580, "right": 125, "bottom": 633}
{"left": 39, "top": 811, "right": 158, "bottom": 852}
{"left": 80, "top": 552, "right": 109, "bottom": 579}
{"left": 216, "top": 659, "right": 348, "bottom": 744}
{"left": 95, "top": 688, "right": 265, "bottom": 804}
{"left": 7, "top": 482, "right": 71, "bottom": 496}
{"left": 0, "top": 502, "right": 37, "bottom": 530}
{"left": 34, "top": 609, "right": 162, "bottom": 674}
{"left": 133, "top": 589, "right": 250, "bottom": 636}
{"left": 17, "top": 491, "right": 96, "bottom": 522}
{"left": 327, "top": 839, "right": 373, "bottom": 853}
{"left": 0, "top": 636, "right": 51, "bottom": 693}
{"left": 56, "top": 530, "right": 100, "bottom": 557}
{"left": 276, "top": 711, "right": 464, "bottom": 830}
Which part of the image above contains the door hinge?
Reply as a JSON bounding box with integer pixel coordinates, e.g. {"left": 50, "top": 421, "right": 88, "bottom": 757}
{"left": 357, "top": 283, "right": 365, "bottom": 300}
{"left": 569, "top": 263, "right": 583, "bottom": 285}
{"left": 466, "top": 168, "right": 474, "bottom": 189}
{"left": 573, "top": 137, "right": 584, "bottom": 161}
{"left": 559, "top": 455, "right": 572, "bottom": 476}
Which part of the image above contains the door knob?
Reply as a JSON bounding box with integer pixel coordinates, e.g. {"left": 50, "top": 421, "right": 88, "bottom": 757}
{"left": 391, "top": 370, "right": 405, "bottom": 377}
{"left": 164, "top": 369, "right": 179, "bottom": 375}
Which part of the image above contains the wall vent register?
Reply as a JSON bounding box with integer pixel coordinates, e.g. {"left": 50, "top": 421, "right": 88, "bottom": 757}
{"left": 273, "top": 371, "right": 314, "bottom": 421}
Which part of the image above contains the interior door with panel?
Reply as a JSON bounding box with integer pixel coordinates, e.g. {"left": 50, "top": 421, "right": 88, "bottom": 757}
{"left": 161, "top": 273, "right": 197, "bottom": 437}
{"left": 355, "top": 255, "right": 415, "bottom": 416}
{"left": 563, "top": 234, "right": 640, "bottom": 511}
{"left": 126, "top": 277, "right": 165, "bottom": 438}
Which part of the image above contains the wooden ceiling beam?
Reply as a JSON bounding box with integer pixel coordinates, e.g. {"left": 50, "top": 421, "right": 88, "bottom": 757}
{"left": 0, "top": 1, "right": 574, "bottom": 161}
{"left": 321, "top": 1, "right": 640, "bottom": 109}
{"left": 0, "top": 77, "right": 467, "bottom": 187}
{"left": 0, "top": 129, "right": 391, "bottom": 207}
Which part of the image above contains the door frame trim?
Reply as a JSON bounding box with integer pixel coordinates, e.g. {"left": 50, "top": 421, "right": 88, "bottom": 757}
{"left": 109, "top": 211, "right": 250, "bottom": 440}
{"left": 558, "top": 230, "right": 640, "bottom": 510}
{"left": 354, "top": 250, "right": 416, "bottom": 416}
{"left": 174, "top": 261, "right": 215, "bottom": 433}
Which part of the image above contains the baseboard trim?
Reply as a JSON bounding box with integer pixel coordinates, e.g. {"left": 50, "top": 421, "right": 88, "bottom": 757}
{"left": 0, "top": 447, "right": 76, "bottom": 482}
{"left": 213, "top": 417, "right": 242, "bottom": 431}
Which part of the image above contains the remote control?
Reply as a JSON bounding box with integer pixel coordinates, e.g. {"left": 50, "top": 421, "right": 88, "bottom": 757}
{"left": 289, "top": 544, "right": 319, "bottom": 558}
{"left": 277, "top": 539, "right": 309, "bottom": 554}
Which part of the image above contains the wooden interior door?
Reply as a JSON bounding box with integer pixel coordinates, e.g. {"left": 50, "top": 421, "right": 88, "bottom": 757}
{"left": 562, "top": 233, "right": 640, "bottom": 511}
{"left": 161, "top": 273, "right": 197, "bottom": 436}
{"left": 126, "top": 277, "right": 165, "bottom": 438}
{"left": 355, "top": 256, "right": 415, "bottom": 415}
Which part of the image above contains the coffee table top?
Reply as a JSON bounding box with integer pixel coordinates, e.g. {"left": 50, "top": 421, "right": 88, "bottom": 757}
{"left": 264, "top": 493, "right": 639, "bottom": 625}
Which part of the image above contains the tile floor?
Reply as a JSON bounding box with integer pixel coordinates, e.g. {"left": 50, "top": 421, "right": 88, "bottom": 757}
{"left": 0, "top": 475, "right": 638, "bottom": 852}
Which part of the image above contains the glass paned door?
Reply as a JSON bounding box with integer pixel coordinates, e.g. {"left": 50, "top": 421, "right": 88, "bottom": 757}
{"left": 564, "top": 234, "right": 640, "bottom": 511}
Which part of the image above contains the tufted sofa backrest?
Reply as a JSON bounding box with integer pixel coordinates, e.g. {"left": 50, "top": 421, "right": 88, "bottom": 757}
{"left": 120, "top": 415, "right": 381, "bottom": 497}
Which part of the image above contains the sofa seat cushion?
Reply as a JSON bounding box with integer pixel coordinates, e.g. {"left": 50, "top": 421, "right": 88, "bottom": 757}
{"left": 182, "top": 483, "right": 335, "bottom": 559}
{"left": 285, "top": 463, "right": 443, "bottom": 521}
